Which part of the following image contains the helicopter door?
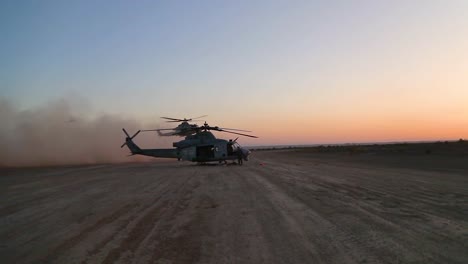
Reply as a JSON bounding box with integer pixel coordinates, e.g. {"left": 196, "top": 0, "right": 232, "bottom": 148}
{"left": 227, "top": 142, "right": 234, "bottom": 156}
{"left": 196, "top": 145, "right": 215, "bottom": 160}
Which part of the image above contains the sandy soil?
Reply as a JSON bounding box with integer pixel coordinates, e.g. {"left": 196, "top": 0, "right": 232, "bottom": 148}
{"left": 1, "top": 150, "right": 467, "bottom": 264}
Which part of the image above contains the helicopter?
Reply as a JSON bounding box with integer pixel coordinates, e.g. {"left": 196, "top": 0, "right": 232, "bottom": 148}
{"left": 121, "top": 121, "right": 258, "bottom": 165}
{"left": 142, "top": 116, "right": 253, "bottom": 138}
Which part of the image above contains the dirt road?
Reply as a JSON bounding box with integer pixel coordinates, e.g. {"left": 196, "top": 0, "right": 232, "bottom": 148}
{"left": 1, "top": 150, "right": 467, "bottom": 263}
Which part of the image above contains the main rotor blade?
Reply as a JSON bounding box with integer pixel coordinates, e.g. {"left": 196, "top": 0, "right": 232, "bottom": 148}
{"left": 161, "top": 115, "right": 207, "bottom": 122}
{"left": 219, "top": 127, "right": 252, "bottom": 132}
{"left": 219, "top": 130, "right": 258, "bottom": 138}
{"left": 190, "top": 115, "right": 207, "bottom": 120}
{"left": 141, "top": 128, "right": 176, "bottom": 132}
{"left": 161, "top": 117, "right": 183, "bottom": 121}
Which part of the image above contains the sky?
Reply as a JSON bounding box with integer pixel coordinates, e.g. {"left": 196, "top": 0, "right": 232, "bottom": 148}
{"left": 1, "top": 0, "right": 467, "bottom": 145}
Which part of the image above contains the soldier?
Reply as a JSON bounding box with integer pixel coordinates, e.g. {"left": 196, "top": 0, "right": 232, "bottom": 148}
{"left": 237, "top": 147, "right": 243, "bottom": 165}
{"left": 227, "top": 139, "right": 234, "bottom": 155}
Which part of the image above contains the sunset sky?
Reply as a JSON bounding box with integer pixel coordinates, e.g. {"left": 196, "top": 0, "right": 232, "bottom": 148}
{"left": 1, "top": 0, "right": 467, "bottom": 145}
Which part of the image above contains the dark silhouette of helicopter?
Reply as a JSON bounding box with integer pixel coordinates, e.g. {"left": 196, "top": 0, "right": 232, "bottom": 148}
{"left": 141, "top": 116, "right": 253, "bottom": 138}
{"left": 121, "top": 120, "right": 258, "bottom": 165}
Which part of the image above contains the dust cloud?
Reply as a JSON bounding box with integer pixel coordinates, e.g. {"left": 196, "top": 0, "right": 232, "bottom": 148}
{"left": 0, "top": 97, "right": 160, "bottom": 167}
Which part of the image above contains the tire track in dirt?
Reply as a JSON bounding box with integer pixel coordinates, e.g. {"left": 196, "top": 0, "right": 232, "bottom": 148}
{"left": 245, "top": 167, "right": 376, "bottom": 263}
{"left": 265, "top": 158, "right": 466, "bottom": 226}
{"left": 236, "top": 169, "right": 325, "bottom": 263}
{"left": 147, "top": 180, "right": 203, "bottom": 264}
{"left": 79, "top": 172, "right": 177, "bottom": 264}
{"left": 250, "top": 160, "right": 413, "bottom": 263}
{"left": 251, "top": 158, "right": 465, "bottom": 263}
{"left": 41, "top": 203, "right": 135, "bottom": 263}
{"left": 1, "top": 177, "right": 115, "bottom": 244}
{"left": 275, "top": 160, "right": 467, "bottom": 236}
{"left": 194, "top": 167, "right": 278, "bottom": 264}
{"left": 34, "top": 166, "right": 174, "bottom": 264}
{"left": 0, "top": 172, "right": 109, "bottom": 218}
{"left": 101, "top": 170, "right": 199, "bottom": 264}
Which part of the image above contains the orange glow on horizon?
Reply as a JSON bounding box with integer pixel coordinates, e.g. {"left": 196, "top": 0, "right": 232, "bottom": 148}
{"left": 237, "top": 110, "right": 468, "bottom": 145}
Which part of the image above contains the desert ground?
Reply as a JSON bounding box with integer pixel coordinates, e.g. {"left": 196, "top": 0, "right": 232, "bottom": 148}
{"left": 1, "top": 144, "right": 467, "bottom": 264}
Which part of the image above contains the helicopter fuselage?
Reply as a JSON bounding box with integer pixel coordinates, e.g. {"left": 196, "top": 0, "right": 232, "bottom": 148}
{"left": 122, "top": 129, "right": 251, "bottom": 164}
{"left": 176, "top": 132, "right": 244, "bottom": 162}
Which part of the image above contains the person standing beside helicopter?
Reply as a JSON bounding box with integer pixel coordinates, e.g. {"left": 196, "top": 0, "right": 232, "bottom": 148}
{"left": 237, "top": 147, "right": 243, "bottom": 165}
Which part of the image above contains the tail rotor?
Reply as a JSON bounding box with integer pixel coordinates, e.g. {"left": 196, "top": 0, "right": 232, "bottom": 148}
{"left": 121, "top": 129, "right": 141, "bottom": 148}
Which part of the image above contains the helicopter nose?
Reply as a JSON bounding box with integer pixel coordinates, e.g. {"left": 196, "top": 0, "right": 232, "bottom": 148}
{"left": 239, "top": 147, "right": 251, "bottom": 161}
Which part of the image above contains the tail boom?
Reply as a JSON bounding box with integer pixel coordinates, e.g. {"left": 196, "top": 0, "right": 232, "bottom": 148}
{"left": 121, "top": 128, "right": 179, "bottom": 159}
